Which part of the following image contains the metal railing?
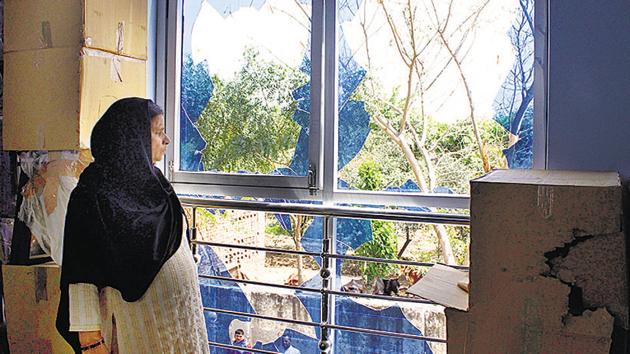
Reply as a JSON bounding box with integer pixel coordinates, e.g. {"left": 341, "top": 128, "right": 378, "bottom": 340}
{"left": 181, "top": 196, "right": 470, "bottom": 353}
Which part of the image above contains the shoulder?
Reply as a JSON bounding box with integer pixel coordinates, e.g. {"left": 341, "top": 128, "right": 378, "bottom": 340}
{"left": 67, "top": 181, "right": 105, "bottom": 218}
{"left": 68, "top": 183, "right": 98, "bottom": 206}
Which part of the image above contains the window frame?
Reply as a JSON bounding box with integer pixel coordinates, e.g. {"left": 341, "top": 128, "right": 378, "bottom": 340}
{"left": 161, "top": 0, "right": 325, "bottom": 193}
{"left": 156, "top": 0, "right": 548, "bottom": 210}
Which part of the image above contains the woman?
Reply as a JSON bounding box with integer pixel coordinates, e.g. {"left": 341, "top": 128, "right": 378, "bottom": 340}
{"left": 56, "top": 98, "right": 209, "bottom": 353}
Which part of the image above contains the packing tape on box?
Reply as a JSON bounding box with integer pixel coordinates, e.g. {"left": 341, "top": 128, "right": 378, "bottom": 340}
{"left": 537, "top": 186, "right": 555, "bottom": 219}
{"left": 35, "top": 267, "right": 48, "bottom": 303}
{"left": 116, "top": 21, "right": 125, "bottom": 54}
{"left": 40, "top": 21, "right": 53, "bottom": 48}
{"left": 111, "top": 57, "right": 123, "bottom": 82}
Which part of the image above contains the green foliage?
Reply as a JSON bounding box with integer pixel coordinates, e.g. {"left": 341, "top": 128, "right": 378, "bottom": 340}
{"left": 427, "top": 118, "right": 508, "bottom": 193}
{"left": 344, "top": 73, "right": 511, "bottom": 195}
{"left": 352, "top": 159, "right": 399, "bottom": 283}
{"left": 196, "top": 48, "right": 307, "bottom": 173}
{"left": 265, "top": 221, "right": 290, "bottom": 236}
{"left": 196, "top": 208, "right": 220, "bottom": 226}
{"left": 355, "top": 220, "right": 399, "bottom": 284}
{"left": 339, "top": 122, "right": 413, "bottom": 190}
{"left": 357, "top": 159, "right": 383, "bottom": 191}
{"left": 449, "top": 226, "right": 470, "bottom": 265}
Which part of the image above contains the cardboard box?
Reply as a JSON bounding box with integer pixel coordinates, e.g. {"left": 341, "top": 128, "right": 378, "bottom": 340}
{"left": 4, "top": 0, "right": 147, "bottom": 59}
{"left": 3, "top": 264, "right": 73, "bottom": 353}
{"left": 443, "top": 169, "right": 627, "bottom": 353}
{"left": 3, "top": 47, "right": 146, "bottom": 150}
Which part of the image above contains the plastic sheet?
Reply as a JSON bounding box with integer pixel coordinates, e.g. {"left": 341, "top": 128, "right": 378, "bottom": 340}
{"left": 17, "top": 150, "right": 92, "bottom": 265}
{"left": 0, "top": 218, "right": 14, "bottom": 263}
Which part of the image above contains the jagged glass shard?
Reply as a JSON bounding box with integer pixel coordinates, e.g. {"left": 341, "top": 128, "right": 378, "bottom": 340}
{"left": 179, "top": 124, "right": 205, "bottom": 171}
{"left": 300, "top": 218, "right": 323, "bottom": 263}
{"left": 386, "top": 180, "right": 432, "bottom": 212}
{"left": 337, "top": 218, "right": 373, "bottom": 254}
{"left": 338, "top": 0, "right": 364, "bottom": 23}
{"left": 288, "top": 128, "right": 310, "bottom": 176}
{"left": 334, "top": 301, "right": 434, "bottom": 353}
{"left": 292, "top": 85, "right": 311, "bottom": 123}
{"left": 338, "top": 31, "right": 366, "bottom": 107}
{"left": 181, "top": 56, "right": 213, "bottom": 123}
{"left": 197, "top": 245, "right": 256, "bottom": 347}
{"left": 207, "top": 0, "right": 267, "bottom": 16}
{"left": 179, "top": 114, "right": 207, "bottom": 171}
{"left": 492, "top": 0, "right": 535, "bottom": 169}
{"left": 503, "top": 110, "right": 534, "bottom": 168}
{"left": 257, "top": 329, "right": 319, "bottom": 353}
{"left": 338, "top": 101, "right": 371, "bottom": 170}
{"left": 197, "top": 244, "right": 230, "bottom": 280}
{"left": 180, "top": 55, "right": 212, "bottom": 171}
{"left": 433, "top": 186, "right": 454, "bottom": 194}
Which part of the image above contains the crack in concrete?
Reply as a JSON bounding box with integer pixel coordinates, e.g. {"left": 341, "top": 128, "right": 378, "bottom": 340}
{"left": 540, "top": 231, "right": 618, "bottom": 350}
{"left": 541, "top": 232, "right": 595, "bottom": 317}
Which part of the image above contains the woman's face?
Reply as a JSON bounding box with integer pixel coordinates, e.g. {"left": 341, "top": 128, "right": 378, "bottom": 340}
{"left": 150, "top": 114, "right": 170, "bottom": 164}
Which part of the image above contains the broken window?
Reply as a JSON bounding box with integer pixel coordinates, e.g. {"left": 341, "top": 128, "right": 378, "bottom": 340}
{"left": 160, "top": 0, "right": 544, "bottom": 353}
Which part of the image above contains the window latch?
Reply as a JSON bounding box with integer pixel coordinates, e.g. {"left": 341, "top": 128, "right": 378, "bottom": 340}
{"left": 308, "top": 163, "right": 318, "bottom": 195}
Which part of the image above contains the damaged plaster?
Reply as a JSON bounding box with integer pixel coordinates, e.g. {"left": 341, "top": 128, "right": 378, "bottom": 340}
{"left": 545, "top": 232, "right": 628, "bottom": 329}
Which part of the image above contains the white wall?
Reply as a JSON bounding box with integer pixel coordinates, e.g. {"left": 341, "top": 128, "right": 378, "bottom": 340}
{"left": 147, "top": 0, "right": 157, "bottom": 100}
{"left": 547, "top": 0, "right": 630, "bottom": 179}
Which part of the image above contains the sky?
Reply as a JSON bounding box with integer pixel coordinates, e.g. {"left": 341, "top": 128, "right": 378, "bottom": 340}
{"left": 187, "top": 0, "right": 522, "bottom": 122}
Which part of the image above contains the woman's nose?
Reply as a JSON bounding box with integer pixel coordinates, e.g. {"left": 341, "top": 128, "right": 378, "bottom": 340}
{"left": 164, "top": 134, "right": 171, "bottom": 145}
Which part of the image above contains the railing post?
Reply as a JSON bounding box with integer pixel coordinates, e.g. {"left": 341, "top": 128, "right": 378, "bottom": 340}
{"left": 319, "top": 215, "right": 336, "bottom": 353}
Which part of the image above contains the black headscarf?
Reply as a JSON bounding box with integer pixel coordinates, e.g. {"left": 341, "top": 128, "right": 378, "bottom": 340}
{"left": 56, "top": 97, "right": 183, "bottom": 352}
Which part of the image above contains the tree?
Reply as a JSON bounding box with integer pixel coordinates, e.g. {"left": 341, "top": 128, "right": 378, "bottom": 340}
{"left": 354, "top": 160, "right": 399, "bottom": 284}
{"left": 288, "top": 214, "right": 313, "bottom": 284}
{"left": 494, "top": 0, "right": 535, "bottom": 168}
{"left": 344, "top": 0, "right": 501, "bottom": 264}
{"left": 195, "top": 48, "right": 307, "bottom": 173}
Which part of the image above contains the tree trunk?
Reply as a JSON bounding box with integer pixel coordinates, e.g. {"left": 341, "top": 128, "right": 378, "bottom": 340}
{"left": 395, "top": 135, "right": 457, "bottom": 264}
{"left": 296, "top": 250, "right": 303, "bottom": 284}
{"left": 434, "top": 224, "right": 456, "bottom": 265}
{"left": 292, "top": 215, "right": 304, "bottom": 284}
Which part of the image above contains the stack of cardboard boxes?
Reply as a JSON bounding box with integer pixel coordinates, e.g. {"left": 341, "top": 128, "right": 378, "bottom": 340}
{"left": 2, "top": 1, "right": 148, "bottom": 352}
{"left": 3, "top": 0, "right": 147, "bottom": 150}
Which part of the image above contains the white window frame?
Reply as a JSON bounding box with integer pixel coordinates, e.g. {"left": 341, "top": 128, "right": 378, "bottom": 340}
{"left": 158, "top": 0, "right": 324, "bottom": 198}
{"left": 156, "top": 0, "right": 548, "bottom": 210}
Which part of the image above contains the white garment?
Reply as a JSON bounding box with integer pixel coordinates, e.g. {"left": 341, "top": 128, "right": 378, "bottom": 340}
{"left": 284, "top": 346, "right": 301, "bottom": 354}
{"left": 69, "top": 236, "right": 209, "bottom": 353}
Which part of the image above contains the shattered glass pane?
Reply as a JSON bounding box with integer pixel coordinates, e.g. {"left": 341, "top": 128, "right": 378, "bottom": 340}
{"left": 181, "top": 0, "right": 311, "bottom": 175}
{"left": 180, "top": 1, "right": 534, "bottom": 352}
{"left": 192, "top": 203, "right": 456, "bottom": 353}
{"left": 336, "top": 0, "right": 535, "bottom": 195}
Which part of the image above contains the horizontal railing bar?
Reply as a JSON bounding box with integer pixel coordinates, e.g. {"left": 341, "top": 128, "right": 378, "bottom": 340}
{"left": 325, "top": 323, "right": 447, "bottom": 343}
{"left": 198, "top": 274, "right": 322, "bottom": 294}
{"left": 327, "top": 289, "right": 437, "bottom": 305}
{"left": 330, "top": 253, "right": 469, "bottom": 270}
{"left": 332, "top": 253, "right": 434, "bottom": 267}
{"left": 199, "top": 274, "right": 438, "bottom": 306}
{"left": 180, "top": 197, "right": 470, "bottom": 226}
{"left": 192, "top": 240, "right": 468, "bottom": 271}
{"left": 204, "top": 306, "right": 319, "bottom": 327}
{"left": 191, "top": 240, "right": 321, "bottom": 258}
{"left": 207, "top": 340, "right": 279, "bottom": 354}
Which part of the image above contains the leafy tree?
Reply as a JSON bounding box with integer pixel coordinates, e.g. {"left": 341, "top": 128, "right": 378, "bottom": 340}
{"left": 356, "top": 220, "right": 399, "bottom": 284}
{"left": 196, "top": 48, "right": 307, "bottom": 173}
{"left": 353, "top": 160, "right": 399, "bottom": 284}
{"left": 340, "top": 0, "right": 508, "bottom": 264}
